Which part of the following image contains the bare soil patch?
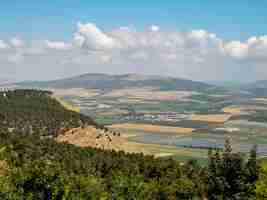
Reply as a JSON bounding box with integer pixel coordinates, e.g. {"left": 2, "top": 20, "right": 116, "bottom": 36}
{"left": 108, "top": 123, "right": 194, "bottom": 134}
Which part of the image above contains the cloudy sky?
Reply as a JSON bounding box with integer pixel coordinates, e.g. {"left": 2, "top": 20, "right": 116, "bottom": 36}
{"left": 0, "top": 1, "right": 267, "bottom": 82}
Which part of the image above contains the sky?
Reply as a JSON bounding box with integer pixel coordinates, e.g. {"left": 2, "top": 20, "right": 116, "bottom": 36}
{"left": 0, "top": 0, "right": 267, "bottom": 82}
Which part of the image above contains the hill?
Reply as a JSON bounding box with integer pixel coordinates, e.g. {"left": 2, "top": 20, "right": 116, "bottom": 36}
{"left": 0, "top": 89, "right": 99, "bottom": 137}
{"left": 241, "top": 80, "right": 267, "bottom": 97}
{"left": 17, "top": 73, "right": 212, "bottom": 91}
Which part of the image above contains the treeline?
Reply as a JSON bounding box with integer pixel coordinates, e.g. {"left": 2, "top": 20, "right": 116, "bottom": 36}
{"left": 0, "top": 89, "right": 99, "bottom": 136}
{"left": 0, "top": 132, "right": 264, "bottom": 199}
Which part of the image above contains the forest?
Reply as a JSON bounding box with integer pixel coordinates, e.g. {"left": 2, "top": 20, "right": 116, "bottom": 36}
{"left": 0, "top": 90, "right": 266, "bottom": 200}
{"left": 0, "top": 89, "right": 99, "bottom": 136}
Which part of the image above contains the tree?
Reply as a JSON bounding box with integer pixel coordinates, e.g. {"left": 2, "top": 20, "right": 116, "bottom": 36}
{"left": 247, "top": 145, "right": 259, "bottom": 183}
{"left": 251, "top": 164, "right": 267, "bottom": 200}
{"left": 206, "top": 139, "right": 256, "bottom": 200}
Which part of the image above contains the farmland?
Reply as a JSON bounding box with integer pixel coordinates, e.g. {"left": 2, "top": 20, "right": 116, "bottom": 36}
{"left": 21, "top": 78, "right": 267, "bottom": 162}
{"left": 108, "top": 123, "right": 195, "bottom": 135}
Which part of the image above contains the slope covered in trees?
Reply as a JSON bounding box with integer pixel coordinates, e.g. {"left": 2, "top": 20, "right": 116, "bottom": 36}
{"left": 0, "top": 133, "right": 261, "bottom": 200}
{"left": 0, "top": 90, "right": 98, "bottom": 136}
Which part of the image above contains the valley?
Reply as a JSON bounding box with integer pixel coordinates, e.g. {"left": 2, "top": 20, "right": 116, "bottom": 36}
{"left": 16, "top": 73, "right": 267, "bottom": 162}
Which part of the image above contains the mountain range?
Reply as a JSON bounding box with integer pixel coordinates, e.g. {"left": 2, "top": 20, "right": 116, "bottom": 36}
{"left": 17, "top": 73, "right": 213, "bottom": 91}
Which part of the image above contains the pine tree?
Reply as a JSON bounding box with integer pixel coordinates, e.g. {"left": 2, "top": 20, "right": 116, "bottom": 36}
{"left": 247, "top": 145, "right": 259, "bottom": 183}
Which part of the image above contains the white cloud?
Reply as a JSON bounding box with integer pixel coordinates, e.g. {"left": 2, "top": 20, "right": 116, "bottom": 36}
{"left": 15, "top": 23, "right": 267, "bottom": 63}
{"left": 10, "top": 37, "right": 24, "bottom": 48}
{"left": 1, "top": 22, "right": 267, "bottom": 81}
{"left": 150, "top": 25, "right": 160, "bottom": 32}
{"left": 99, "top": 54, "right": 112, "bottom": 63}
{"left": 74, "top": 22, "right": 119, "bottom": 51}
{"left": 188, "top": 30, "right": 209, "bottom": 41}
{"left": 223, "top": 41, "right": 249, "bottom": 59}
{"left": 246, "top": 35, "right": 267, "bottom": 60}
{"left": 223, "top": 35, "right": 267, "bottom": 60}
{"left": 111, "top": 27, "right": 138, "bottom": 49}
{"left": 1, "top": 24, "right": 266, "bottom": 64}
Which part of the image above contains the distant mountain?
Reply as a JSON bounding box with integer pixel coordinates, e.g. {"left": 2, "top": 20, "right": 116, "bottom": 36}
{"left": 18, "top": 73, "right": 213, "bottom": 91}
{"left": 242, "top": 80, "right": 267, "bottom": 97}
{"left": 0, "top": 78, "right": 14, "bottom": 86}
{"left": 246, "top": 80, "right": 267, "bottom": 88}
{"left": 206, "top": 80, "right": 245, "bottom": 88}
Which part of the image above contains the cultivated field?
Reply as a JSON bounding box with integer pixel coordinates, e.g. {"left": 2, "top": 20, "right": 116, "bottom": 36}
{"left": 50, "top": 86, "right": 267, "bottom": 161}
{"left": 108, "top": 123, "right": 194, "bottom": 134}
{"left": 52, "top": 88, "right": 101, "bottom": 98}
{"left": 103, "top": 88, "right": 195, "bottom": 101}
{"left": 223, "top": 107, "right": 242, "bottom": 115}
{"left": 190, "top": 114, "right": 232, "bottom": 123}
{"left": 123, "top": 141, "right": 208, "bottom": 161}
{"left": 253, "top": 98, "right": 267, "bottom": 103}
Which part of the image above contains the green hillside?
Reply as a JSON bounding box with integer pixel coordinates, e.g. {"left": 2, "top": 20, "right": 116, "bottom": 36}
{"left": 0, "top": 89, "right": 98, "bottom": 137}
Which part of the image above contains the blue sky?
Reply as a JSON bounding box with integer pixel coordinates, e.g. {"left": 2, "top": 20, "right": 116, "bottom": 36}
{"left": 0, "top": 1, "right": 267, "bottom": 82}
{"left": 1, "top": 1, "right": 267, "bottom": 41}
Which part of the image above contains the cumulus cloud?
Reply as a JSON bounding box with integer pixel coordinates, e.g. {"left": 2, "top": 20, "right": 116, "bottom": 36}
{"left": 223, "top": 36, "right": 267, "bottom": 60}
{"left": 246, "top": 35, "right": 267, "bottom": 60}
{"left": 73, "top": 23, "right": 227, "bottom": 64}
{"left": 223, "top": 41, "right": 248, "bottom": 59}
{"left": 74, "top": 22, "right": 119, "bottom": 51}
{"left": 0, "top": 22, "right": 267, "bottom": 81}
{"left": 0, "top": 23, "right": 266, "bottom": 63}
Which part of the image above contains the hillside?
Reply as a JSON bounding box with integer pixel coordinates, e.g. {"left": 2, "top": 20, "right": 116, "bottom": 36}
{"left": 56, "top": 126, "right": 125, "bottom": 150}
{"left": 0, "top": 89, "right": 98, "bottom": 137}
{"left": 17, "top": 73, "right": 212, "bottom": 91}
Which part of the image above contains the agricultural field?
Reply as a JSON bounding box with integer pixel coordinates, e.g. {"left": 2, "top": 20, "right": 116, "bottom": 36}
{"left": 190, "top": 114, "right": 232, "bottom": 123}
{"left": 53, "top": 86, "right": 267, "bottom": 161}
{"left": 108, "top": 123, "right": 195, "bottom": 135}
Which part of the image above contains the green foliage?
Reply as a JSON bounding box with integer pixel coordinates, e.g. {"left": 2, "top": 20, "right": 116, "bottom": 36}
{"left": 0, "top": 133, "right": 200, "bottom": 199}
{"left": 206, "top": 139, "right": 259, "bottom": 200}
{"left": 0, "top": 89, "right": 98, "bottom": 137}
{"left": 0, "top": 132, "right": 261, "bottom": 200}
{"left": 0, "top": 160, "right": 108, "bottom": 200}
{"left": 252, "top": 164, "right": 267, "bottom": 200}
